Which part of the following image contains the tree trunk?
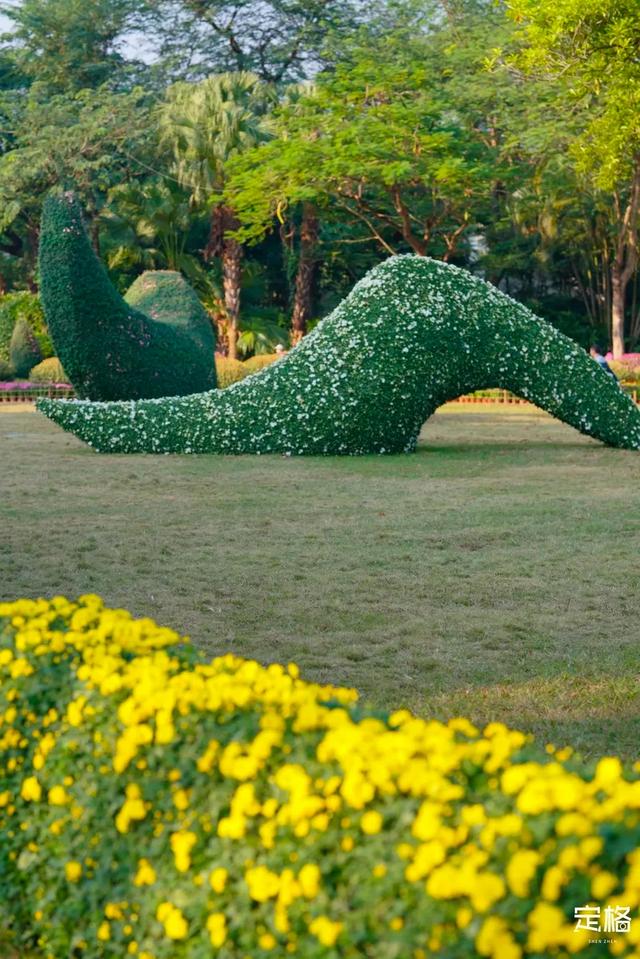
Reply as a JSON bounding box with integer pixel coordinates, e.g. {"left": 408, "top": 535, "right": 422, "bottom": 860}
{"left": 611, "top": 261, "right": 626, "bottom": 358}
{"left": 205, "top": 204, "right": 243, "bottom": 359}
{"left": 222, "top": 235, "right": 242, "bottom": 360}
{"left": 290, "top": 204, "right": 319, "bottom": 345}
{"left": 610, "top": 161, "right": 640, "bottom": 358}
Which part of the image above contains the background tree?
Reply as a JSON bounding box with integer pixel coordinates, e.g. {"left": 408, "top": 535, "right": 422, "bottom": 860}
{"left": 505, "top": 0, "right": 640, "bottom": 356}
{"left": 0, "top": 0, "right": 146, "bottom": 91}
{"left": 152, "top": 0, "right": 365, "bottom": 84}
{"left": 160, "top": 72, "right": 273, "bottom": 357}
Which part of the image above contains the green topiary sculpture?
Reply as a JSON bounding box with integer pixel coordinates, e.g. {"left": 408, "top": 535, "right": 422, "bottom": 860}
{"left": 10, "top": 317, "right": 43, "bottom": 378}
{"left": 38, "top": 192, "right": 216, "bottom": 401}
{"left": 39, "top": 255, "right": 640, "bottom": 454}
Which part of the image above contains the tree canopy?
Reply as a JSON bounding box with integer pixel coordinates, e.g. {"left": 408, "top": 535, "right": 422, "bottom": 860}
{"left": 0, "top": 0, "right": 638, "bottom": 354}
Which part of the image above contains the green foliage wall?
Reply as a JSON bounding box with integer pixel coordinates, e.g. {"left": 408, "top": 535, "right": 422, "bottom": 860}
{"left": 38, "top": 192, "right": 217, "bottom": 401}
{"left": 39, "top": 255, "right": 640, "bottom": 454}
{"left": 10, "top": 316, "right": 42, "bottom": 378}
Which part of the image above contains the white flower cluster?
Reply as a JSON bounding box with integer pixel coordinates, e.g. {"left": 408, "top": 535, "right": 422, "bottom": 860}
{"left": 38, "top": 256, "right": 640, "bottom": 455}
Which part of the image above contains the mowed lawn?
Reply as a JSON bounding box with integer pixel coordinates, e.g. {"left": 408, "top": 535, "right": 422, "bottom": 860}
{"left": 1, "top": 404, "right": 639, "bottom": 759}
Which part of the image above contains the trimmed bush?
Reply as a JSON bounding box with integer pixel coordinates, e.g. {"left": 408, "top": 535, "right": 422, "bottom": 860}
{"left": 3, "top": 596, "right": 640, "bottom": 957}
{"left": 29, "top": 357, "right": 69, "bottom": 384}
{"left": 0, "top": 291, "right": 51, "bottom": 362}
{"left": 39, "top": 256, "right": 640, "bottom": 453}
{"left": 242, "top": 353, "right": 280, "bottom": 373}
{"left": 609, "top": 361, "right": 640, "bottom": 385}
{"left": 0, "top": 357, "right": 14, "bottom": 380}
{"left": 215, "top": 355, "right": 251, "bottom": 389}
{"left": 10, "top": 317, "right": 43, "bottom": 378}
{"left": 38, "top": 193, "right": 216, "bottom": 401}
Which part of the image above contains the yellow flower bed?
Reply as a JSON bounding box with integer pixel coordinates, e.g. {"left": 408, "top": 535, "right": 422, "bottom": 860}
{"left": 1, "top": 596, "right": 640, "bottom": 958}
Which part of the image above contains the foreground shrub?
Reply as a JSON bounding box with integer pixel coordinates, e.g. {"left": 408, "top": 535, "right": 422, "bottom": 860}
{"left": 0, "top": 356, "right": 14, "bottom": 380}
{"left": 39, "top": 256, "right": 640, "bottom": 452}
{"left": 9, "top": 317, "right": 43, "bottom": 378}
{"left": 29, "top": 357, "right": 69, "bottom": 384}
{"left": 215, "top": 355, "right": 251, "bottom": 389}
{"left": 2, "top": 597, "right": 640, "bottom": 957}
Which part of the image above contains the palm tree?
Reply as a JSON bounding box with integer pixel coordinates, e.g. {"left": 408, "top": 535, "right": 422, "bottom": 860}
{"left": 102, "top": 177, "right": 197, "bottom": 274}
{"left": 161, "top": 72, "right": 273, "bottom": 358}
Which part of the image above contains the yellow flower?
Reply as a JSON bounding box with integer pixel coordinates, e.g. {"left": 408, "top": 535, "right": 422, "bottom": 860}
{"left": 259, "top": 932, "right": 277, "bottom": 949}
{"left": 246, "top": 865, "right": 280, "bottom": 901}
{"left": 210, "top": 867, "right": 228, "bottom": 893}
{"left": 170, "top": 830, "right": 197, "bottom": 872}
{"left": 476, "top": 916, "right": 521, "bottom": 959}
{"left": 360, "top": 810, "right": 383, "bottom": 834}
{"left": 65, "top": 861, "right": 82, "bottom": 882}
{"left": 48, "top": 785, "right": 69, "bottom": 806}
{"left": 133, "top": 858, "right": 157, "bottom": 886}
{"left": 207, "top": 912, "right": 227, "bottom": 947}
{"left": 97, "top": 921, "right": 111, "bottom": 942}
{"left": 20, "top": 776, "right": 42, "bottom": 802}
{"left": 373, "top": 863, "right": 387, "bottom": 878}
{"left": 591, "top": 871, "right": 618, "bottom": 899}
{"left": 506, "top": 850, "right": 540, "bottom": 897}
{"left": 298, "top": 863, "right": 320, "bottom": 898}
{"left": 156, "top": 902, "right": 188, "bottom": 940}
{"left": 309, "top": 916, "right": 343, "bottom": 947}
{"left": 541, "top": 865, "right": 567, "bottom": 901}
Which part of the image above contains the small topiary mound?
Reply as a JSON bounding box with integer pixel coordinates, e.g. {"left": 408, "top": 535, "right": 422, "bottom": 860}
{"left": 38, "top": 192, "right": 216, "bottom": 401}
{"left": 124, "top": 270, "right": 214, "bottom": 343}
{"left": 3, "top": 595, "right": 640, "bottom": 957}
{"left": 215, "top": 355, "right": 251, "bottom": 389}
{"left": 39, "top": 255, "right": 640, "bottom": 453}
{"left": 29, "top": 357, "right": 69, "bottom": 384}
{"left": 10, "top": 317, "right": 43, "bottom": 378}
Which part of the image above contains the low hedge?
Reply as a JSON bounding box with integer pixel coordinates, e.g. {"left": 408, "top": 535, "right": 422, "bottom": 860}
{"left": 242, "top": 354, "right": 280, "bottom": 373}
{"left": 2, "top": 596, "right": 640, "bottom": 957}
{"left": 214, "top": 356, "right": 251, "bottom": 389}
{"left": 29, "top": 357, "right": 69, "bottom": 385}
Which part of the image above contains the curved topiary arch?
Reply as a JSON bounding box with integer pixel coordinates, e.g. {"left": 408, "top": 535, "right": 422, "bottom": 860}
{"left": 38, "top": 192, "right": 216, "bottom": 401}
{"left": 38, "top": 255, "right": 640, "bottom": 453}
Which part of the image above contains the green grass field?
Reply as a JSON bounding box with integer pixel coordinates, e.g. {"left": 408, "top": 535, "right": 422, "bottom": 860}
{"left": 2, "top": 404, "right": 639, "bottom": 759}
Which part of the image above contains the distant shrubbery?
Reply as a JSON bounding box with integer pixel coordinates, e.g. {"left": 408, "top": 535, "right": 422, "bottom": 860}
{"left": 29, "top": 357, "right": 69, "bottom": 384}
{"left": 0, "top": 292, "right": 51, "bottom": 363}
{"left": 214, "top": 354, "right": 279, "bottom": 388}
{"left": 10, "top": 317, "right": 43, "bottom": 378}
{"left": 609, "top": 359, "right": 640, "bottom": 385}
{"left": 242, "top": 353, "right": 279, "bottom": 373}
